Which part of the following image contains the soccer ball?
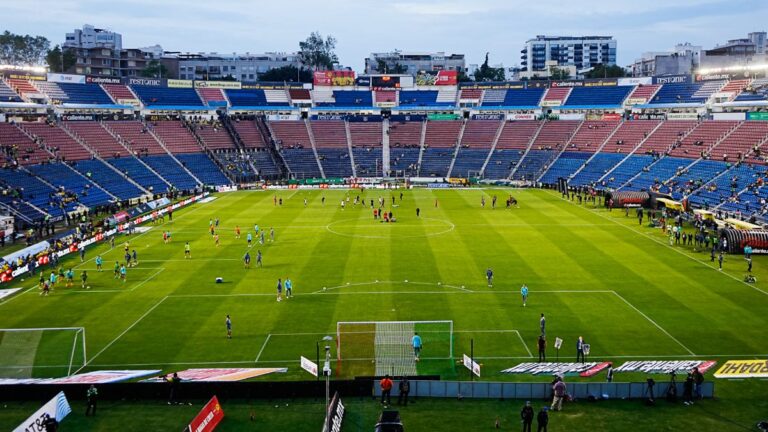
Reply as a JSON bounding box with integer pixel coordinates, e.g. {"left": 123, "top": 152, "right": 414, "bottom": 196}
{"left": 323, "top": 287, "right": 327, "bottom": 291}
{"left": 87, "top": 286, "right": 91, "bottom": 289}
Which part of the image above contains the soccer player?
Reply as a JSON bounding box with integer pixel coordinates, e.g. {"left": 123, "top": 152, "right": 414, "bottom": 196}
{"left": 214, "top": 233, "right": 220, "bottom": 247}
{"left": 254, "top": 224, "right": 260, "bottom": 235}
{"left": 243, "top": 252, "right": 251, "bottom": 268}
{"left": 79, "top": 247, "right": 86, "bottom": 262}
{"left": 120, "top": 264, "right": 127, "bottom": 283}
{"left": 163, "top": 231, "right": 169, "bottom": 244}
{"left": 486, "top": 268, "right": 493, "bottom": 287}
{"left": 81, "top": 271, "right": 88, "bottom": 289}
{"left": 66, "top": 268, "right": 74, "bottom": 287}
{"left": 276, "top": 278, "right": 283, "bottom": 302}
{"left": 209, "top": 224, "right": 215, "bottom": 237}
{"left": 285, "top": 278, "right": 292, "bottom": 298}
{"left": 304, "top": 198, "right": 308, "bottom": 207}
{"left": 49, "top": 270, "right": 58, "bottom": 288}
{"left": 184, "top": 242, "right": 191, "bottom": 259}
{"left": 235, "top": 226, "right": 241, "bottom": 239}
{"left": 718, "top": 251, "right": 724, "bottom": 270}
{"left": 411, "top": 333, "right": 422, "bottom": 360}
{"left": 226, "top": 315, "right": 232, "bottom": 339}
{"left": 321, "top": 196, "right": 325, "bottom": 205}
{"left": 124, "top": 241, "right": 130, "bottom": 254}
{"left": 95, "top": 255, "right": 103, "bottom": 272}
{"left": 481, "top": 196, "right": 485, "bottom": 208}
{"left": 40, "top": 280, "right": 50, "bottom": 296}
{"left": 260, "top": 231, "right": 265, "bottom": 245}
{"left": 132, "top": 250, "right": 138, "bottom": 266}
{"left": 416, "top": 208, "right": 420, "bottom": 217}
{"left": 540, "top": 313, "right": 546, "bottom": 337}
{"left": 124, "top": 251, "right": 132, "bottom": 267}
{"left": 256, "top": 250, "right": 263, "bottom": 267}
{"left": 246, "top": 232, "right": 253, "bottom": 247}
{"left": 270, "top": 227, "right": 275, "bottom": 243}
{"left": 215, "top": 217, "right": 220, "bottom": 227}
{"left": 110, "top": 236, "right": 115, "bottom": 249}
{"left": 113, "top": 261, "right": 120, "bottom": 279}
{"left": 521, "top": 284, "right": 529, "bottom": 307}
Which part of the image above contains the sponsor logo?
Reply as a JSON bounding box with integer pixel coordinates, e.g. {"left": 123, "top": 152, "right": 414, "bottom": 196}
{"left": 653, "top": 74, "right": 690, "bottom": 85}
{"left": 507, "top": 113, "right": 536, "bottom": 121}
{"left": 167, "top": 79, "right": 193, "bottom": 88}
{"left": 187, "top": 396, "right": 224, "bottom": 432}
{"left": 667, "top": 112, "right": 699, "bottom": 121}
{"left": 472, "top": 114, "right": 504, "bottom": 120}
{"left": 541, "top": 100, "right": 561, "bottom": 107}
{"left": 615, "top": 360, "right": 716, "bottom": 374}
{"left": 194, "top": 80, "right": 242, "bottom": 90}
{"left": 501, "top": 362, "right": 610, "bottom": 376}
{"left": 625, "top": 98, "right": 648, "bottom": 105}
{"left": 61, "top": 114, "right": 96, "bottom": 121}
{"left": 128, "top": 78, "right": 162, "bottom": 86}
{"left": 463, "top": 354, "right": 481, "bottom": 377}
{"left": 714, "top": 360, "right": 768, "bottom": 378}
{"left": 86, "top": 75, "right": 121, "bottom": 85}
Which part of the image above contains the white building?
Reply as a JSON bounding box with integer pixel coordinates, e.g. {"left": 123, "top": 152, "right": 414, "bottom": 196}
{"left": 519, "top": 35, "right": 617, "bottom": 78}
{"left": 628, "top": 43, "right": 702, "bottom": 77}
{"left": 365, "top": 51, "right": 466, "bottom": 75}
{"left": 166, "top": 52, "right": 301, "bottom": 82}
{"left": 64, "top": 24, "right": 122, "bottom": 51}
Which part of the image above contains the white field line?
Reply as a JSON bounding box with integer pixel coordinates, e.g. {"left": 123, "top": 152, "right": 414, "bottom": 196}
{"left": 254, "top": 334, "right": 271, "bottom": 362}
{"left": 71, "top": 267, "right": 165, "bottom": 293}
{"left": 553, "top": 191, "right": 768, "bottom": 297}
{"left": 611, "top": 290, "right": 696, "bottom": 356}
{"left": 74, "top": 296, "right": 169, "bottom": 373}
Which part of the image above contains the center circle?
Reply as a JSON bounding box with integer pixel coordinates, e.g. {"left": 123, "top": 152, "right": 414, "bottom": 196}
{"left": 325, "top": 217, "right": 455, "bottom": 239}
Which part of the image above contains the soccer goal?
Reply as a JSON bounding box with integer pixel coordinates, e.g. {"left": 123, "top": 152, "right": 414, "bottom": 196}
{"left": 336, "top": 321, "right": 453, "bottom": 377}
{"left": 0, "top": 327, "right": 87, "bottom": 378}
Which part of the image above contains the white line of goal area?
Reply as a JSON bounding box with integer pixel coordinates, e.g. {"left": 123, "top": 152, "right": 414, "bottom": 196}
{"left": 79, "top": 287, "right": 694, "bottom": 373}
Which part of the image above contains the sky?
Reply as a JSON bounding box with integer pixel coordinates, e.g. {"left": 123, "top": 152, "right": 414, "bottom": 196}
{"left": 3, "top": 0, "right": 768, "bottom": 72}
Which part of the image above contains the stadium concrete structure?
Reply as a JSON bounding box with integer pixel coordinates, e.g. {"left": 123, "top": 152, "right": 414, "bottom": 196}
{"left": 1, "top": 70, "right": 768, "bottom": 226}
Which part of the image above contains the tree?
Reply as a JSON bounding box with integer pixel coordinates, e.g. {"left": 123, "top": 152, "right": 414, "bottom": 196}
{"left": 298, "top": 31, "right": 338, "bottom": 71}
{"left": 375, "top": 59, "right": 407, "bottom": 74}
{"left": 473, "top": 53, "right": 505, "bottom": 81}
{"left": 457, "top": 71, "right": 473, "bottom": 82}
{"left": 258, "top": 65, "right": 312, "bottom": 83}
{"left": 141, "top": 60, "right": 168, "bottom": 78}
{"left": 549, "top": 67, "right": 571, "bottom": 80}
{"left": 584, "top": 64, "right": 626, "bottom": 79}
{"left": 0, "top": 31, "right": 50, "bottom": 66}
{"left": 46, "top": 45, "right": 77, "bottom": 73}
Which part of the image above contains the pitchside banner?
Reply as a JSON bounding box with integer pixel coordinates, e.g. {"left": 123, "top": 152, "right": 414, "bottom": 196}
{"left": 714, "top": 360, "right": 768, "bottom": 378}
{"left": 13, "top": 391, "right": 72, "bottom": 432}
{"left": 300, "top": 356, "right": 319, "bottom": 377}
{"left": 501, "top": 362, "right": 611, "bottom": 377}
{"left": 46, "top": 370, "right": 160, "bottom": 384}
{"left": 322, "top": 391, "right": 345, "bottom": 432}
{"left": 186, "top": 396, "right": 224, "bottom": 432}
{"left": 614, "top": 360, "right": 716, "bottom": 374}
{"left": 144, "top": 368, "right": 287, "bottom": 382}
{"left": 463, "top": 354, "right": 481, "bottom": 377}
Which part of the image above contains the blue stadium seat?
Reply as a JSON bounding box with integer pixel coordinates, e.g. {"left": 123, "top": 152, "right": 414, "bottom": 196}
{"left": 225, "top": 89, "right": 288, "bottom": 107}
{"left": 564, "top": 86, "right": 633, "bottom": 107}
{"left": 569, "top": 153, "right": 627, "bottom": 186}
{"left": 140, "top": 155, "right": 200, "bottom": 190}
{"left": 175, "top": 153, "right": 231, "bottom": 185}
{"left": 27, "top": 163, "right": 114, "bottom": 208}
{"left": 131, "top": 85, "right": 203, "bottom": 107}
{"left": 539, "top": 152, "right": 591, "bottom": 184}
{"left": 352, "top": 147, "right": 382, "bottom": 176}
{"left": 58, "top": 83, "right": 114, "bottom": 105}
{"left": 502, "top": 88, "right": 545, "bottom": 107}
{"left": 71, "top": 159, "right": 144, "bottom": 200}
{"left": 399, "top": 91, "right": 451, "bottom": 107}
{"left": 316, "top": 90, "right": 373, "bottom": 107}
{"left": 451, "top": 148, "right": 491, "bottom": 178}
{"left": 317, "top": 149, "right": 353, "bottom": 177}
{"left": 483, "top": 149, "right": 525, "bottom": 179}
{"left": 281, "top": 149, "right": 322, "bottom": 179}
{"left": 649, "top": 83, "right": 706, "bottom": 104}
{"left": 420, "top": 148, "right": 454, "bottom": 177}
{"left": 108, "top": 157, "right": 171, "bottom": 193}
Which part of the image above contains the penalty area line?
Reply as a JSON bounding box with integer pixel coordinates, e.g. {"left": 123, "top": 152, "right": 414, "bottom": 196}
{"left": 254, "top": 334, "right": 272, "bottom": 363}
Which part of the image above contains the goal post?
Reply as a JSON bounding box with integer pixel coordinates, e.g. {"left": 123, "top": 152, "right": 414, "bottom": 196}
{"left": 336, "top": 320, "right": 453, "bottom": 376}
{"left": 0, "top": 327, "right": 87, "bottom": 378}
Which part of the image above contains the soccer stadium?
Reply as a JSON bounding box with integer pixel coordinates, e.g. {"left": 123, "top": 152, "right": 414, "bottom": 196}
{"left": 1, "top": 4, "right": 768, "bottom": 431}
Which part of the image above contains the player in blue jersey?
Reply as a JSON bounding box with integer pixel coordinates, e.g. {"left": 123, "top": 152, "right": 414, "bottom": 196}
{"left": 285, "top": 278, "right": 293, "bottom": 298}
{"left": 521, "top": 284, "right": 529, "bottom": 307}
{"left": 412, "top": 333, "right": 422, "bottom": 360}
{"left": 486, "top": 268, "right": 493, "bottom": 287}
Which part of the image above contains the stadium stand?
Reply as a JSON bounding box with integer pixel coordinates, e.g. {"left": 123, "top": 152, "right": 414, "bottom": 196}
{"left": 311, "top": 120, "right": 352, "bottom": 177}
{"left": 318, "top": 90, "right": 372, "bottom": 107}
{"left": 0, "top": 80, "right": 23, "bottom": 102}
{"left": 65, "top": 121, "right": 130, "bottom": 158}
{"left": 104, "top": 121, "right": 167, "bottom": 155}
{"left": 197, "top": 88, "right": 228, "bottom": 106}
{"left": 716, "top": 121, "right": 768, "bottom": 165}
{"left": 57, "top": 83, "right": 114, "bottom": 105}
{"left": 665, "top": 159, "right": 728, "bottom": 200}
{"left": 649, "top": 82, "right": 706, "bottom": 104}
{"left": 568, "top": 152, "right": 627, "bottom": 186}
{"left": 634, "top": 121, "right": 698, "bottom": 154}
{"left": 21, "top": 123, "right": 91, "bottom": 161}
{"left": 233, "top": 119, "right": 267, "bottom": 148}
{"left": 692, "top": 80, "right": 726, "bottom": 101}
{"left": 288, "top": 89, "right": 312, "bottom": 104}
{"left": 601, "top": 120, "right": 662, "bottom": 154}
{"left": 626, "top": 84, "right": 661, "bottom": 104}
{"left": 0, "top": 168, "right": 65, "bottom": 219}
{"left": 539, "top": 151, "right": 591, "bottom": 184}
{"left": 541, "top": 87, "right": 571, "bottom": 105}
{"left": 452, "top": 120, "right": 500, "bottom": 178}
{"left": 566, "top": 120, "right": 620, "bottom": 152}
{"left": 151, "top": 121, "right": 203, "bottom": 154}
{"left": 270, "top": 120, "right": 321, "bottom": 178}
{"left": 719, "top": 79, "right": 751, "bottom": 100}
{"left": 601, "top": 154, "right": 655, "bottom": 189}
{"left": 420, "top": 120, "right": 462, "bottom": 177}
{"left": 27, "top": 162, "right": 114, "bottom": 207}
{"left": 311, "top": 88, "right": 335, "bottom": 106}
{"left": 483, "top": 121, "right": 541, "bottom": 179}
{"left": 102, "top": 84, "right": 137, "bottom": 103}
{"left": 481, "top": 89, "right": 506, "bottom": 106}
{"left": 70, "top": 159, "right": 145, "bottom": 199}
{"left": 735, "top": 78, "right": 768, "bottom": 101}
{"left": 264, "top": 89, "right": 290, "bottom": 105}
{"left": 0, "top": 123, "right": 51, "bottom": 165}
{"left": 175, "top": 153, "right": 230, "bottom": 185}
{"left": 400, "top": 90, "right": 453, "bottom": 107}
{"left": 225, "top": 89, "right": 287, "bottom": 107}
{"left": 7, "top": 79, "right": 40, "bottom": 99}
{"left": 108, "top": 157, "right": 170, "bottom": 192}
{"left": 513, "top": 120, "right": 581, "bottom": 181}
{"left": 349, "top": 121, "right": 382, "bottom": 177}
{"left": 131, "top": 85, "right": 203, "bottom": 107}
{"left": 620, "top": 156, "right": 693, "bottom": 192}
{"left": 140, "top": 155, "right": 199, "bottom": 190}
{"left": 667, "top": 121, "right": 739, "bottom": 158}
{"left": 458, "top": 89, "right": 482, "bottom": 103}
{"left": 388, "top": 121, "right": 423, "bottom": 176}
{"left": 374, "top": 90, "right": 397, "bottom": 105}
{"left": 194, "top": 122, "right": 237, "bottom": 150}
{"left": 563, "top": 86, "right": 632, "bottom": 107}
{"left": 34, "top": 81, "right": 68, "bottom": 103}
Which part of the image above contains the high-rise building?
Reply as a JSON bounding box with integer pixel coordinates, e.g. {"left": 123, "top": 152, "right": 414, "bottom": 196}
{"left": 365, "top": 51, "right": 466, "bottom": 75}
{"left": 519, "top": 35, "right": 617, "bottom": 78}
{"left": 628, "top": 43, "right": 702, "bottom": 77}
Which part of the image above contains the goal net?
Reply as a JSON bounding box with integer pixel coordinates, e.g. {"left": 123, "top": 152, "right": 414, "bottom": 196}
{"left": 0, "top": 327, "right": 87, "bottom": 378}
{"left": 336, "top": 321, "right": 453, "bottom": 377}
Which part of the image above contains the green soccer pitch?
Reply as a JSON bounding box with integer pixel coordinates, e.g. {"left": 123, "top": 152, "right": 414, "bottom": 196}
{"left": 1, "top": 188, "right": 767, "bottom": 431}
